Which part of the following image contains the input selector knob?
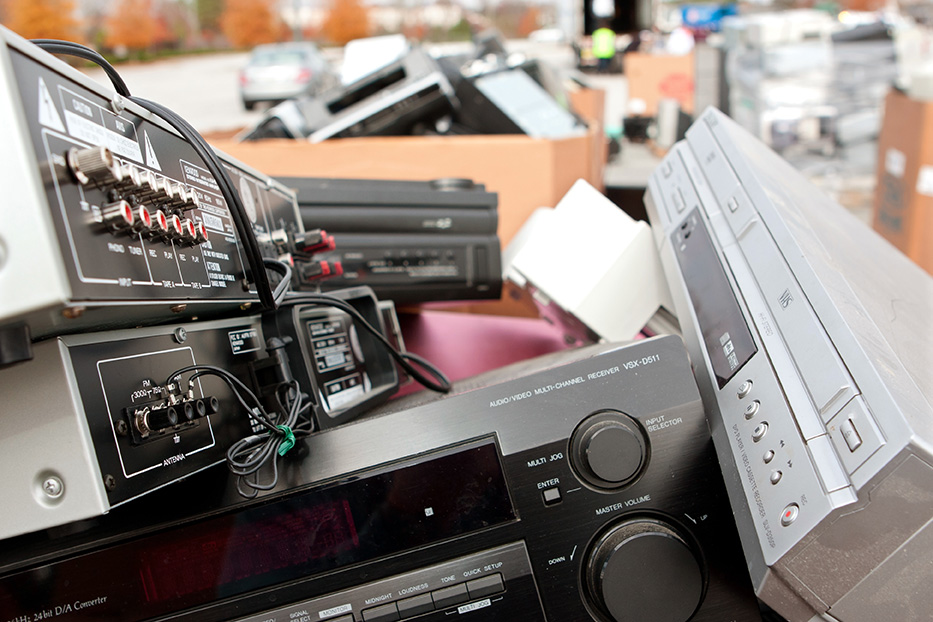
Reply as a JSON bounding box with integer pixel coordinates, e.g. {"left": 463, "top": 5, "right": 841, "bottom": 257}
{"left": 584, "top": 518, "right": 704, "bottom": 622}
{"left": 570, "top": 411, "right": 647, "bottom": 489}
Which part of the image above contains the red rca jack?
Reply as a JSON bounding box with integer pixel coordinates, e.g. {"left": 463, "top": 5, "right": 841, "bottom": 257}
{"left": 149, "top": 209, "right": 171, "bottom": 240}
{"left": 169, "top": 213, "right": 185, "bottom": 241}
{"left": 130, "top": 205, "right": 152, "bottom": 235}
{"left": 97, "top": 199, "right": 135, "bottom": 234}
{"left": 179, "top": 219, "right": 200, "bottom": 246}
{"left": 195, "top": 221, "right": 209, "bottom": 244}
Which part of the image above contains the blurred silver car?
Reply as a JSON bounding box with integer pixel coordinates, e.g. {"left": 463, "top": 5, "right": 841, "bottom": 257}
{"left": 238, "top": 42, "right": 337, "bottom": 110}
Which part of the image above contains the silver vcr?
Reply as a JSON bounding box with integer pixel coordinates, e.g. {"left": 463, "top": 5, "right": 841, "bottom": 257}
{"left": 646, "top": 107, "right": 933, "bottom": 622}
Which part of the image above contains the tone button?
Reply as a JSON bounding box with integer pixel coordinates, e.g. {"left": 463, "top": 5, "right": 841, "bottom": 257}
{"left": 432, "top": 584, "right": 469, "bottom": 609}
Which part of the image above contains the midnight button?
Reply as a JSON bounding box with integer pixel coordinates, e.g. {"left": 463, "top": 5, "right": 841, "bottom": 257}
{"left": 466, "top": 573, "right": 504, "bottom": 599}
{"left": 396, "top": 593, "right": 434, "bottom": 617}
{"left": 432, "top": 584, "right": 469, "bottom": 609}
{"left": 362, "top": 603, "right": 399, "bottom": 622}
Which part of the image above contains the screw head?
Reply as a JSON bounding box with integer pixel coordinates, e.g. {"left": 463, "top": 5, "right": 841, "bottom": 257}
{"left": 170, "top": 304, "right": 187, "bottom": 314}
{"left": 173, "top": 327, "right": 188, "bottom": 343}
{"left": 104, "top": 474, "right": 116, "bottom": 491}
{"left": 116, "top": 420, "right": 129, "bottom": 435}
{"left": 43, "top": 476, "right": 64, "bottom": 499}
{"left": 62, "top": 306, "right": 86, "bottom": 319}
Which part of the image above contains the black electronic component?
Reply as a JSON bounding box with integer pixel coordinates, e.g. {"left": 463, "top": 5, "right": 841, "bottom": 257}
{"left": 0, "top": 27, "right": 306, "bottom": 339}
{"left": 0, "top": 337, "right": 761, "bottom": 622}
{"left": 452, "top": 68, "right": 585, "bottom": 138}
{"left": 264, "top": 286, "right": 400, "bottom": 430}
{"left": 0, "top": 316, "right": 268, "bottom": 540}
{"left": 283, "top": 176, "right": 502, "bottom": 304}
{"left": 239, "top": 48, "right": 455, "bottom": 143}
{"left": 284, "top": 176, "right": 499, "bottom": 236}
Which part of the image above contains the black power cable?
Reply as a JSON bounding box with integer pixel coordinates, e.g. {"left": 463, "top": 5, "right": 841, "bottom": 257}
{"left": 166, "top": 365, "right": 312, "bottom": 498}
{"left": 30, "top": 39, "right": 131, "bottom": 97}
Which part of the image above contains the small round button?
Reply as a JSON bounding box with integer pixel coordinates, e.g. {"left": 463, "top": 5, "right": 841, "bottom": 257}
{"left": 770, "top": 470, "right": 783, "bottom": 485}
{"left": 781, "top": 503, "right": 799, "bottom": 526}
{"left": 737, "top": 380, "right": 753, "bottom": 399}
{"left": 744, "top": 400, "right": 760, "bottom": 420}
{"left": 763, "top": 450, "right": 775, "bottom": 464}
{"left": 752, "top": 422, "right": 769, "bottom": 442}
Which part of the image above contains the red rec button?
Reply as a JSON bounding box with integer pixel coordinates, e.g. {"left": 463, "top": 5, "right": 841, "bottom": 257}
{"left": 781, "top": 503, "right": 799, "bottom": 526}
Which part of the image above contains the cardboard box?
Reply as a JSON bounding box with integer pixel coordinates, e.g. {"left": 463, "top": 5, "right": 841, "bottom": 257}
{"left": 624, "top": 52, "right": 695, "bottom": 116}
{"left": 872, "top": 89, "right": 933, "bottom": 276}
{"left": 211, "top": 91, "right": 608, "bottom": 315}
{"left": 212, "top": 108, "right": 606, "bottom": 250}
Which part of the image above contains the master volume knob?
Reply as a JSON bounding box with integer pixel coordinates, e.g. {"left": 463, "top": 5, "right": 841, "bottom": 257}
{"left": 583, "top": 517, "right": 705, "bottom": 622}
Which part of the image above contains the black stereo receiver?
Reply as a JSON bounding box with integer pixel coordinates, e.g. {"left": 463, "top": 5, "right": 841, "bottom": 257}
{"left": 285, "top": 176, "right": 502, "bottom": 304}
{"left": 0, "top": 336, "right": 761, "bottom": 622}
{"left": 0, "top": 27, "right": 306, "bottom": 340}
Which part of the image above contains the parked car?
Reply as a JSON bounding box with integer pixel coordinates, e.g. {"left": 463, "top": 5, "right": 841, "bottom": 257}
{"left": 238, "top": 42, "right": 338, "bottom": 110}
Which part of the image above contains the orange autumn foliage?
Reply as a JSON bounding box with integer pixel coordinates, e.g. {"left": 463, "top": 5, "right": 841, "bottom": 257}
{"left": 220, "top": 0, "right": 282, "bottom": 48}
{"left": 105, "top": 0, "right": 161, "bottom": 52}
{"left": 3, "top": 0, "right": 80, "bottom": 41}
{"left": 321, "top": 0, "right": 371, "bottom": 46}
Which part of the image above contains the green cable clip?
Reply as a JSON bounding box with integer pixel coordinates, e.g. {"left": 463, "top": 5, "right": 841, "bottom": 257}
{"left": 276, "top": 425, "right": 296, "bottom": 456}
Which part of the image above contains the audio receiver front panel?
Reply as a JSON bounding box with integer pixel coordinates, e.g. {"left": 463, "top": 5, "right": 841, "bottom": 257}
{"left": 0, "top": 336, "right": 762, "bottom": 622}
{"left": 1, "top": 33, "right": 303, "bottom": 335}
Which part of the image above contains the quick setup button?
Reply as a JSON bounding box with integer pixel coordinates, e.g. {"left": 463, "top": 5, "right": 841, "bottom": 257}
{"left": 466, "top": 573, "right": 504, "bottom": 599}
